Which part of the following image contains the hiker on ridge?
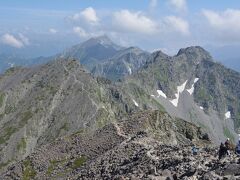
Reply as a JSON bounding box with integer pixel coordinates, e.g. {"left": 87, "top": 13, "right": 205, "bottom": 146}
{"left": 219, "top": 142, "right": 227, "bottom": 160}
{"left": 225, "top": 138, "right": 231, "bottom": 155}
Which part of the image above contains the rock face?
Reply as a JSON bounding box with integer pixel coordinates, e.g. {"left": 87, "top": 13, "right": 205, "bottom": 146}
{"left": 0, "top": 110, "right": 212, "bottom": 179}
{"left": 122, "top": 46, "right": 240, "bottom": 142}
{"left": 91, "top": 47, "right": 150, "bottom": 81}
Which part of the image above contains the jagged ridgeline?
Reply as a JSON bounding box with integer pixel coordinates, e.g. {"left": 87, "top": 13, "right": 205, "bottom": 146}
{"left": 0, "top": 59, "right": 139, "bottom": 172}
{"left": 0, "top": 36, "right": 240, "bottom": 178}
{"left": 122, "top": 46, "right": 240, "bottom": 142}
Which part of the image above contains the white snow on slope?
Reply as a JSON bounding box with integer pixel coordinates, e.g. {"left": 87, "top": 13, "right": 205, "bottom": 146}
{"left": 157, "top": 90, "right": 167, "bottom": 98}
{"left": 187, "top": 78, "right": 199, "bottom": 95}
{"left": 127, "top": 66, "right": 132, "bottom": 75}
{"left": 225, "top": 111, "right": 231, "bottom": 119}
{"left": 151, "top": 95, "right": 155, "bottom": 97}
{"left": 132, "top": 99, "right": 139, "bottom": 107}
{"left": 170, "top": 80, "right": 188, "bottom": 107}
{"left": 200, "top": 106, "right": 204, "bottom": 110}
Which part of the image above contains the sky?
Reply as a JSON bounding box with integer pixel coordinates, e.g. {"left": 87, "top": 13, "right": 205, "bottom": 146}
{"left": 1, "top": 0, "right": 240, "bottom": 62}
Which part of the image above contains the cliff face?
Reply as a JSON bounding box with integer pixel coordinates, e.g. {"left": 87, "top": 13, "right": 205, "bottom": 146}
{"left": 122, "top": 47, "right": 240, "bottom": 142}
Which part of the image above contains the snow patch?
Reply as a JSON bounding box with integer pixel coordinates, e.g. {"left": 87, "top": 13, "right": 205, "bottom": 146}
{"left": 151, "top": 95, "right": 155, "bottom": 97}
{"left": 157, "top": 90, "right": 167, "bottom": 98}
{"left": 127, "top": 66, "right": 132, "bottom": 75}
{"left": 170, "top": 80, "right": 188, "bottom": 107}
{"left": 194, "top": 78, "right": 199, "bottom": 83}
{"left": 200, "top": 106, "right": 204, "bottom": 110}
{"left": 132, "top": 99, "right": 139, "bottom": 107}
{"left": 225, "top": 111, "right": 231, "bottom": 119}
{"left": 187, "top": 78, "right": 199, "bottom": 95}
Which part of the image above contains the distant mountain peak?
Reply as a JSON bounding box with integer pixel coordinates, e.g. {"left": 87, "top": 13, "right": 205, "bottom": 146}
{"left": 95, "top": 35, "right": 112, "bottom": 42}
{"left": 81, "top": 35, "right": 122, "bottom": 50}
{"left": 90, "top": 35, "right": 113, "bottom": 44}
{"left": 152, "top": 50, "right": 169, "bottom": 58}
{"left": 176, "top": 46, "right": 213, "bottom": 64}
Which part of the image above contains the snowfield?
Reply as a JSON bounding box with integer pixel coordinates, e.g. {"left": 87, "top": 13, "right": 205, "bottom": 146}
{"left": 170, "top": 80, "right": 188, "bottom": 107}
{"left": 187, "top": 78, "right": 199, "bottom": 95}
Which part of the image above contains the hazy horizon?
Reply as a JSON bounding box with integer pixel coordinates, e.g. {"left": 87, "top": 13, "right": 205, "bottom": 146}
{"left": 0, "top": 0, "right": 240, "bottom": 70}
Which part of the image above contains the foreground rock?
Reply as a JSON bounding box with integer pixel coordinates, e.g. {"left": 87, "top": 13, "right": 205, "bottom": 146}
{"left": 1, "top": 110, "right": 213, "bottom": 179}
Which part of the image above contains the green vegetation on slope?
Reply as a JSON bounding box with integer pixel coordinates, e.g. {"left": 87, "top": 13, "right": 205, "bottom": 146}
{"left": 0, "top": 127, "right": 17, "bottom": 145}
{"left": 223, "top": 126, "right": 235, "bottom": 142}
{"left": 19, "top": 111, "right": 33, "bottom": 127}
{"left": 47, "top": 159, "right": 67, "bottom": 175}
{"left": 23, "top": 159, "right": 36, "bottom": 180}
{"left": 72, "top": 156, "right": 87, "bottom": 169}
{"left": 0, "top": 92, "right": 5, "bottom": 108}
{"left": 17, "top": 138, "right": 27, "bottom": 152}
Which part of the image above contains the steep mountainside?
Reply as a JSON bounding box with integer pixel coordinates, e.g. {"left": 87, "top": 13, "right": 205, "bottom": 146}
{"left": 91, "top": 47, "right": 150, "bottom": 81}
{"left": 0, "top": 59, "right": 139, "bottom": 172}
{"left": 1, "top": 110, "right": 211, "bottom": 179}
{"left": 122, "top": 46, "right": 240, "bottom": 142}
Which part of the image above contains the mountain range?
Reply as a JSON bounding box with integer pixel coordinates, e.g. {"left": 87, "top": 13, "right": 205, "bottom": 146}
{"left": 0, "top": 36, "right": 240, "bottom": 178}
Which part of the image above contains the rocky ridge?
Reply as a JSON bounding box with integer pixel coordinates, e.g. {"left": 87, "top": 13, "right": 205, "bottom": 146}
{"left": 1, "top": 110, "right": 213, "bottom": 179}
{"left": 0, "top": 58, "right": 139, "bottom": 172}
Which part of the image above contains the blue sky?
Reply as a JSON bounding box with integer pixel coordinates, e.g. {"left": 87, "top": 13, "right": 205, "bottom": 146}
{"left": 1, "top": 0, "right": 240, "bottom": 62}
{"left": 1, "top": 0, "right": 239, "bottom": 11}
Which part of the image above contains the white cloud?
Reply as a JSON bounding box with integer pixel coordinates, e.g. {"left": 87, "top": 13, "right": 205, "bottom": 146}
{"left": 49, "top": 28, "right": 58, "bottom": 34}
{"left": 113, "top": 10, "right": 158, "bottom": 35}
{"left": 18, "top": 33, "right": 30, "bottom": 45}
{"left": 202, "top": 9, "right": 240, "bottom": 42}
{"left": 1, "top": 33, "right": 24, "bottom": 48}
{"left": 169, "top": 0, "right": 187, "bottom": 12}
{"left": 81, "top": 7, "right": 98, "bottom": 23}
{"left": 202, "top": 9, "right": 240, "bottom": 31}
{"left": 149, "top": 0, "right": 158, "bottom": 9}
{"left": 73, "top": 26, "right": 89, "bottom": 38}
{"left": 165, "top": 16, "right": 190, "bottom": 35}
{"left": 70, "top": 7, "right": 99, "bottom": 25}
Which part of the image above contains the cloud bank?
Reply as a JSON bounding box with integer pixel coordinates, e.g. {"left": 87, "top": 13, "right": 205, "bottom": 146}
{"left": 1, "top": 33, "right": 29, "bottom": 48}
{"left": 202, "top": 9, "right": 240, "bottom": 42}
{"left": 113, "top": 10, "right": 158, "bottom": 35}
